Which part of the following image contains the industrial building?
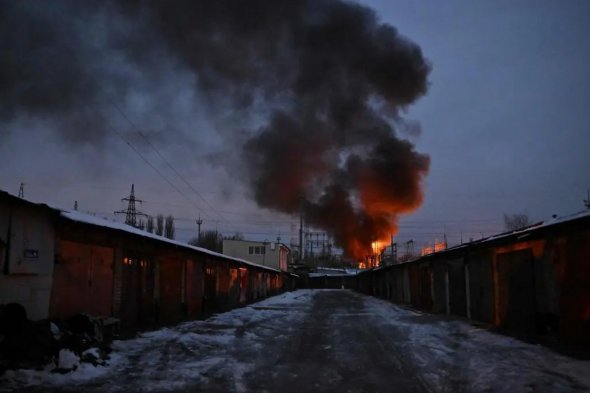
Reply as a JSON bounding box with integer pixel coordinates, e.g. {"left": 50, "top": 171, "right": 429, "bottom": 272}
{"left": 222, "top": 239, "right": 290, "bottom": 271}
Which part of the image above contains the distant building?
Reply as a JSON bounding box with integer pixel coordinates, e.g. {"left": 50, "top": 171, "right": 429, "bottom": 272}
{"left": 222, "top": 239, "right": 289, "bottom": 271}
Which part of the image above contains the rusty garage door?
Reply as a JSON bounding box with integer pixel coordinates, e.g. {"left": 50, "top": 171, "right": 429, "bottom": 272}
{"left": 497, "top": 248, "right": 536, "bottom": 334}
{"left": 50, "top": 240, "right": 114, "bottom": 320}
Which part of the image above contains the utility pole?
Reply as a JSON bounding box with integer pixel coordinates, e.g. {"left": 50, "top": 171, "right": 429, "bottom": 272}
{"left": 114, "top": 184, "right": 147, "bottom": 227}
{"left": 196, "top": 215, "right": 203, "bottom": 242}
{"left": 215, "top": 221, "right": 219, "bottom": 251}
{"left": 18, "top": 183, "right": 24, "bottom": 198}
{"left": 390, "top": 233, "right": 394, "bottom": 257}
{"left": 74, "top": 201, "right": 78, "bottom": 211}
{"left": 299, "top": 195, "right": 304, "bottom": 263}
{"left": 390, "top": 233, "right": 397, "bottom": 263}
{"left": 584, "top": 189, "right": 590, "bottom": 209}
{"left": 405, "top": 239, "right": 414, "bottom": 258}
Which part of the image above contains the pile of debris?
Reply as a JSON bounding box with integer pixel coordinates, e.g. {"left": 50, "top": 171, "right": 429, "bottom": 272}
{"left": 0, "top": 303, "right": 119, "bottom": 374}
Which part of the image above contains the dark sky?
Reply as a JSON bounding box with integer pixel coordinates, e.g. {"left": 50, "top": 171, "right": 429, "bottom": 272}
{"left": 1, "top": 0, "right": 589, "bottom": 251}
{"left": 365, "top": 0, "right": 590, "bottom": 245}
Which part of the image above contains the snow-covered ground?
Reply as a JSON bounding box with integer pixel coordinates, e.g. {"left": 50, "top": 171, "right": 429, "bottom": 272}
{"left": 2, "top": 290, "right": 589, "bottom": 393}
{"left": 362, "top": 295, "right": 590, "bottom": 392}
{"left": 1, "top": 290, "right": 313, "bottom": 392}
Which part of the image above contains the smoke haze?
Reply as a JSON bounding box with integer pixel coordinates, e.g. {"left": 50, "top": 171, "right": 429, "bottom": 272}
{"left": 0, "top": 0, "right": 431, "bottom": 258}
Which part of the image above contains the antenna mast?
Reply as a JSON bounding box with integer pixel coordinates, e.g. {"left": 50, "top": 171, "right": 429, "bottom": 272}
{"left": 196, "top": 215, "right": 203, "bottom": 242}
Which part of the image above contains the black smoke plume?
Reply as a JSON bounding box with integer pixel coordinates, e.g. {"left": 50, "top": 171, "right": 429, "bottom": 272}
{"left": 0, "top": 0, "right": 431, "bottom": 258}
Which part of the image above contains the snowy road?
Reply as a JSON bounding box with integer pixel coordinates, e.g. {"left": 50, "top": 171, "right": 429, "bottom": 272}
{"left": 3, "top": 290, "right": 590, "bottom": 392}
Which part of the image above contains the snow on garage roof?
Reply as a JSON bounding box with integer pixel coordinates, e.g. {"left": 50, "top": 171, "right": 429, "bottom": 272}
{"left": 59, "top": 209, "right": 283, "bottom": 274}
{"left": 416, "top": 209, "right": 590, "bottom": 259}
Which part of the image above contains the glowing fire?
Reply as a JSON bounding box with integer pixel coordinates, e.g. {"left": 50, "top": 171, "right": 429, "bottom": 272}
{"left": 356, "top": 238, "right": 390, "bottom": 269}
{"left": 420, "top": 239, "right": 447, "bottom": 256}
{"left": 348, "top": 157, "right": 427, "bottom": 265}
{"left": 371, "top": 240, "right": 380, "bottom": 253}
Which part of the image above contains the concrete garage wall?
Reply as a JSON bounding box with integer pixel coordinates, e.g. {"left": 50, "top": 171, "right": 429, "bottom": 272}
{"left": 0, "top": 275, "right": 53, "bottom": 321}
{"left": 0, "top": 201, "right": 55, "bottom": 320}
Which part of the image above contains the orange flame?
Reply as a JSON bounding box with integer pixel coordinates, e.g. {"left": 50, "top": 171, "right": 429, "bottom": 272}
{"left": 346, "top": 165, "right": 425, "bottom": 264}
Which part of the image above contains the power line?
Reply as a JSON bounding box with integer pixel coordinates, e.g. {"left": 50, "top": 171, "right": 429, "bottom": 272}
{"left": 89, "top": 106, "right": 218, "bottom": 221}
{"left": 3, "top": 40, "right": 217, "bottom": 221}
{"left": 108, "top": 98, "right": 228, "bottom": 223}
{"left": 86, "top": 209, "right": 504, "bottom": 236}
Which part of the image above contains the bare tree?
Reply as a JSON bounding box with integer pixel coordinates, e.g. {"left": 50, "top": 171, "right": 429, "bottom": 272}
{"left": 137, "top": 219, "right": 145, "bottom": 230}
{"left": 146, "top": 216, "right": 154, "bottom": 233}
{"left": 224, "top": 232, "right": 244, "bottom": 241}
{"left": 503, "top": 213, "right": 530, "bottom": 231}
{"left": 165, "top": 215, "right": 175, "bottom": 240}
{"left": 190, "top": 230, "right": 222, "bottom": 252}
{"left": 155, "top": 214, "right": 164, "bottom": 236}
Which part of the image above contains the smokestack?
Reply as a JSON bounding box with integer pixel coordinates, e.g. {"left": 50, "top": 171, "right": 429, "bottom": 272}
{"left": 1, "top": 0, "right": 431, "bottom": 259}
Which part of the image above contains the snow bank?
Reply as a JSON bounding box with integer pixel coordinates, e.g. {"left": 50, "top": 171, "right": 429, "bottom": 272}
{"left": 1, "top": 352, "right": 125, "bottom": 387}
{"left": 57, "top": 349, "right": 80, "bottom": 371}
